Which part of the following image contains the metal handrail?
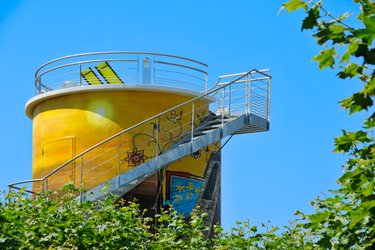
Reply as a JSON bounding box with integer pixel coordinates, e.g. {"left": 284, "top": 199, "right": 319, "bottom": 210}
{"left": 9, "top": 69, "right": 271, "bottom": 192}
{"left": 218, "top": 69, "right": 269, "bottom": 79}
{"left": 34, "top": 51, "right": 209, "bottom": 93}
{"left": 37, "top": 59, "right": 138, "bottom": 80}
{"left": 35, "top": 51, "right": 207, "bottom": 78}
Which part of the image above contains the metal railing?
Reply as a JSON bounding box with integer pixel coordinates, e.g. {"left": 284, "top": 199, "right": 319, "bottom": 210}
{"left": 217, "top": 69, "right": 271, "bottom": 121}
{"left": 34, "top": 52, "right": 209, "bottom": 94}
{"left": 9, "top": 69, "right": 271, "bottom": 197}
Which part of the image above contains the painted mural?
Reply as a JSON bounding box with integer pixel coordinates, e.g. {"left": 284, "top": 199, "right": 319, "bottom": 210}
{"left": 116, "top": 106, "right": 221, "bottom": 215}
{"left": 163, "top": 172, "right": 203, "bottom": 216}
{"left": 162, "top": 142, "right": 220, "bottom": 215}
{"left": 123, "top": 109, "right": 187, "bottom": 168}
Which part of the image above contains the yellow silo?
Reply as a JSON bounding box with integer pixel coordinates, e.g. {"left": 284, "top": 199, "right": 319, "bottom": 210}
{"left": 25, "top": 52, "right": 220, "bottom": 216}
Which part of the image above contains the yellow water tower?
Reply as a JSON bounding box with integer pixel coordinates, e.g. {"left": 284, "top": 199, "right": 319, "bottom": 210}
{"left": 26, "top": 52, "right": 221, "bottom": 215}
{"left": 11, "top": 51, "right": 271, "bottom": 234}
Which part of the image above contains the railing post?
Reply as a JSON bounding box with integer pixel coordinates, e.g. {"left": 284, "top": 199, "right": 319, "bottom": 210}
{"left": 118, "top": 136, "right": 121, "bottom": 187}
{"left": 79, "top": 156, "right": 83, "bottom": 203}
{"left": 246, "top": 74, "right": 250, "bottom": 116}
{"left": 79, "top": 64, "right": 82, "bottom": 86}
{"left": 267, "top": 77, "right": 271, "bottom": 121}
{"left": 137, "top": 54, "right": 140, "bottom": 83}
{"left": 153, "top": 55, "right": 156, "bottom": 85}
{"left": 205, "top": 75, "right": 208, "bottom": 93}
{"left": 155, "top": 121, "right": 159, "bottom": 157}
{"left": 38, "top": 77, "right": 42, "bottom": 94}
{"left": 154, "top": 121, "right": 159, "bottom": 175}
{"left": 41, "top": 180, "right": 44, "bottom": 193}
{"left": 191, "top": 102, "right": 195, "bottom": 142}
{"left": 72, "top": 159, "right": 76, "bottom": 187}
{"left": 228, "top": 83, "right": 232, "bottom": 116}
{"left": 216, "top": 85, "right": 220, "bottom": 116}
{"left": 45, "top": 178, "right": 49, "bottom": 192}
{"left": 221, "top": 87, "right": 225, "bottom": 128}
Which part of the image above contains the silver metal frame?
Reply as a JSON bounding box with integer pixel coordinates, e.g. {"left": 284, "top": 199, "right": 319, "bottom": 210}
{"left": 217, "top": 69, "right": 270, "bottom": 122}
{"left": 34, "top": 51, "right": 209, "bottom": 94}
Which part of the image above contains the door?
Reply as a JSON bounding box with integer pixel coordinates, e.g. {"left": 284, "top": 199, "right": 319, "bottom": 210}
{"left": 41, "top": 136, "right": 76, "bottom": 190}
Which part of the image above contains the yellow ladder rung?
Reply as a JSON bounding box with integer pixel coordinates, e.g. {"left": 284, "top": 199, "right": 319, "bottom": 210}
{"left": 95, "top": 61, "right": 124, "bottom": 84}
{"left": 81, "top": 67, "right": 103, "bottom": 85}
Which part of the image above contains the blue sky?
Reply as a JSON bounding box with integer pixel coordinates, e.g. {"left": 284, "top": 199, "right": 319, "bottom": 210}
{"left": 0, "top": 0, "right": 364, "bottom": 230}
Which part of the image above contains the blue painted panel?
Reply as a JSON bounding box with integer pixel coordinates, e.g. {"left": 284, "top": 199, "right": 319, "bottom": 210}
{"left": 165, "top": 176, "right": 203, "bottom": 216}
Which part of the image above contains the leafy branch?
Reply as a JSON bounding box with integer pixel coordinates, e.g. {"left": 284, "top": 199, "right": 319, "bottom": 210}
{"left": 281, "top": 0, "right": 375, "bottom": 249}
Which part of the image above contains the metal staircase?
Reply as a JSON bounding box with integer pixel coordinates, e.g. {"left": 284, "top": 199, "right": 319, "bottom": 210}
{"left": 9, "top": 69, "right": 271, "bottom": 203}
{"left": 196, "top": 152, "right": 221, "bottom": 238}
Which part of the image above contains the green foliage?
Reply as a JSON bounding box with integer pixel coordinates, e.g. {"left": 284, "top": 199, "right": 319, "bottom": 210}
{"left": 0, "top": 187, "right": 152, "bottom": 249}
{"left": 2, "top": 1, "right": 374, "bottom": 249}
{"left": 0, "top": 187, "right": 316, "bottom": 249}
{"left": 282, "top": 0, "right": 375, "bottom": 249}
{"left": 214, "top": 220, "right": 316, "bottom": 250}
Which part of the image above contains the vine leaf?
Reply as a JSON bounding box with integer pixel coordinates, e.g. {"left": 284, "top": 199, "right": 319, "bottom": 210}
{"left": 312, "top": 48, "right": 336, "bottom": 69}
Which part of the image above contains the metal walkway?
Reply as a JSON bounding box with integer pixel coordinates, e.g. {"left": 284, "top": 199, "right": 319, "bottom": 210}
{"left": 9, "top": 69, "right": 271, "bottom": 203}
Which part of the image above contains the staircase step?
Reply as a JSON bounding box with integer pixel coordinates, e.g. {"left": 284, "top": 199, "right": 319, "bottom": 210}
{"left": 200, "top": 125, "right": 221, "bottom": 131}
{"left": 193, "top": 133, "right": 205, "bottom": 137}
{"left": 201, "top": 163, "right": 219, "bottom": 200}
{"left": 205, "top": 120, "right": 222, "bottom": 125}
{"left": 81, "top": 113, "right": 269, "bottom": 202}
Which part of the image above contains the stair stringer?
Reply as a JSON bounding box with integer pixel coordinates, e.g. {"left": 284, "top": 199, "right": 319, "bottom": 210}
{"left": 81, "top": 113, "right": 266, "bottom": 202}
{"left": 196, "top": 152, "right": 221, "bottom": 238}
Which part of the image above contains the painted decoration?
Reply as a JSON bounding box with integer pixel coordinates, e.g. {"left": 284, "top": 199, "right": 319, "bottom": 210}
{"left": 164, "top": 172, "right": 203, "bottom": 216}
{"left": 28, "top": 87, "right": 211, "bottom": 192}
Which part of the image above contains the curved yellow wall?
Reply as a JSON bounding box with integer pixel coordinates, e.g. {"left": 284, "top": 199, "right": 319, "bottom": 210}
{"left": 29, "top": 88, "right": 215, "bottom": 194}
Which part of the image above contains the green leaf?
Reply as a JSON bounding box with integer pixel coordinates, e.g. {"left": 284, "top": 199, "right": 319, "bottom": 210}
{"left": 313, "top": 26, "right": 332, "bottom": 45}
{"left": 338, "top": 171, "right": 355, "bottom": 183}
{"left": 364, "top": 48, "right": 375, "bottom": 65}
{"left": 340, "top": 40, "right": 359, "bottom": 63}
{"left": 334, "top": 130, "right": 370, "bottom": 152}
{"left": 250, "top": 226, "right": 257, "bottom": 233}
{"left": 364, "top": 112, "right": 375, "bottom": 128}
{"left": 302, "top": 6, "right": 320, "bottom": 30}
{"left": 330, "top": 24, "right": 345, "bottom": 35}
{"left": 348, "top": 208, "right": 367, "bottom": 228}
{"left": 354, "top": 44, "right": 369, "bottom": 58}
{"left": 282, "top": 0, "right": 308, "bottom": 12}
{"left": 354, "top": 16, "right": 375, "bottom": 45}
{"left": 334, "top": 131, "right": 354, "bottom": 152}
{"left": 339, "top": 92, "right": 373, "bottom": 114}
{"left": 316, "top": 233, "right": 332, "bottom": 248}
{"left": 337, "top": 63, "right": 363, "bottom": 79}
{"left": 328, "top": 24, "right": 347, "bottom": 44}
{"left": 362, "top": 181, "right": 374, "bottom": 197}
{"left": 309, "top": 212, "right": 328, "bottom": 224}
{"left": 313, "top": 48, "right": 336, "bottom": 69}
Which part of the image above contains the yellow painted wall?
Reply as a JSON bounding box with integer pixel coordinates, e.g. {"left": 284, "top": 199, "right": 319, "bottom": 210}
{"left": 30, "top": 89, "right": 213, "bottom": 192}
